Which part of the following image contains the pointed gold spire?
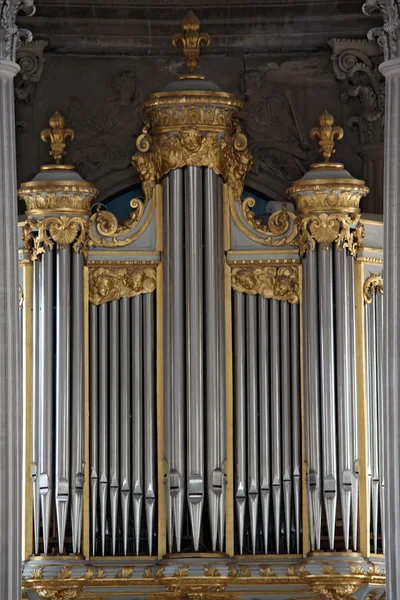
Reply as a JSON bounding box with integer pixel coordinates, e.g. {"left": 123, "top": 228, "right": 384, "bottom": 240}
{"left": 309, "top": 110, "right": 344, "bottom": 164}
{"left": 172, "top": 11, "right": 211, "bottom": 74}
{"left": 40, "top": 112, "right": 75, "bottom": 165}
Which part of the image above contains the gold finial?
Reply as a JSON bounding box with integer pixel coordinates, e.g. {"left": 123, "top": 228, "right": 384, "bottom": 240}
{"left": 40, "top": 112, "right": 75, "bottom": 165}
{"left": 309, "top": 111, "right": 344, "bottom": 163}
{"left": 172, "top": 11, "right": 211, "bottom": 74}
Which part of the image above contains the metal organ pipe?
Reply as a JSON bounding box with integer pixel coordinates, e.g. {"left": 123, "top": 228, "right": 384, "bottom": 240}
{"left": 132, "top": 296, "right": 143, "bottom": 555}
{"left": 144, "top": 292, "right": 156, "bottom": 555}
{"left": 90, "top": 303, "right": 99, "bottom": 556}
{"left": 70, "top": 251, "right": 85, "bottom": 554}
{"left": 98, "top": 303, "right": 108, "bottom": 556}
{"left": 258, "top": 296, "right": 270, "bottom": 555}
{"left": 109, "top": 301, "right": 120, "bottom": 555}
{"left": 120, "top": 297, "right": 131, "bottom": 556}
{"left": 234, "top": 292, "right": 246, "bottom": 554}
{"left": 185, "top": 166, "right": 204, "bottom": 551}
{"left": 280, "top": 301, "right": 292, "bottom": 554}
{"left": 55, "top": 245, "right": 71, "bottom": 554}
{"left": 290, "top": 303, "right": 301, "bottom": 554}
{"left": 270, "top": 299, "right": 282, "bottom": 554}
{"left": 39, "top": 250, "right": 54, "bottom": 555}
{"left": 32, "top": 257, "right": 41, "bottom": 555}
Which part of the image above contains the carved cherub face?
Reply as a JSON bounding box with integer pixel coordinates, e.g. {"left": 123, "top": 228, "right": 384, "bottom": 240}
{"left": 123, "top": 270, "right": 143, "bottom": 292}
{"left": 178, "top": 128, "right": 202, "bottom": 153}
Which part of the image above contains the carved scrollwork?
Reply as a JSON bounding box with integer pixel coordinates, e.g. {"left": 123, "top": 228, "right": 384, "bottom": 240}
{"left": 362, "top": 0, "right": 400, "bottom": 62}
{"left": 132, "top": 125, "right": 253, "bottom": 202}
{"left": 28, "top": 216, "right": 88, "bottom": 260}
{"left": 234, "top": 195, "right": 298, "bottom": 246}
{"left": 364, "top": 273, "right": 384, "bottom": 303}
{"left": 89, "top": 265, "right": 157, "bottom": 305}
{"left": 0, "top": 0, "right": 36, "bottom": 62}
{"left": 231, "top": 265, "right": 300, "bottom": 304}
{"left": 297, "top": 212, "right": 364, "bottom": 257}
{"left": 88, "top": 197, "right": 154, "bottom": 248}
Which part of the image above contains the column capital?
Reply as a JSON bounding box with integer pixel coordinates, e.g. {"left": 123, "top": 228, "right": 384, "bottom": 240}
{"left": 0, "top": 0, "right": 36, "bottom": 62}
{"left": 379, "top": 55, "right": 400, "bottom": 77}
{"left": 363, "top": 0, "right": 400, "bottom": 61}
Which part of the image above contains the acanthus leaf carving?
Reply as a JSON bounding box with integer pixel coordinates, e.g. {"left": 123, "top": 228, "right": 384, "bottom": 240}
{"left": 363, "top": 272, "right": 384, "bottom": 303}
{"left": 362, "top": 0, "right": 400, "bottom": 62}
{"left": 297, "top": 212, "right": 365, "bottom": 257}
{"left": 0, "top": 0, "right": 36, "bottom": 62}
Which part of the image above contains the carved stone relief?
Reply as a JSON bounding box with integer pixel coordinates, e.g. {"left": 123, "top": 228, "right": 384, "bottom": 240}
{"left": 15, "top": 39, "right": 47, "bottom": 103}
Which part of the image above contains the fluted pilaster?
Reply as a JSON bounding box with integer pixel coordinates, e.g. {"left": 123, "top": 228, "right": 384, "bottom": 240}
{"left": 0, "top": 57, "right": 23, "bottom": 599}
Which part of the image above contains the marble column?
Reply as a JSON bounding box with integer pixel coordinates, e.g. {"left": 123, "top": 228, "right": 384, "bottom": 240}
{"left": 0, "top": 0, "right": 35, "bottom": 597}
{"left": 363, "top": 1, "right": 400, "bottom": 597}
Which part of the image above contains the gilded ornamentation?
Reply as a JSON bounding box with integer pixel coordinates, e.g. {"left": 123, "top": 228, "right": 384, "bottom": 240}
{"left": 95, "top": 568, "right": 105, "bottom": 579}
{"left": 231, "top": 265, "right": 300, "bottom": 304}
{"left": 235, "top": 196, "right": 298, "bottom": 247}
{"left": 37, "top": 590, "right": 78, "bottom": 599}
{"left": 368, "top": 564, "right": 382, "bottom": 576}
{"left": 89, "top": 265, "right": 156, "bottom": 305}
{"left": 40, "top": 112, "right": 75, "bottom": 165}
{"left": 309, "top": 110, "right": 344, "bottom": 163}
{"left": 82, "top": 568, "right": 96, "bottom": 580}
{"left": 143, "top": 567, "right": 154, "bottom": 579}
{"left": 28, "top": 567, "right": 44, "bottom": 580}
{"left": 142, "top": 102, "right": 240, "bottom": 135}
{"left": 259, "top": 566, "right": 276, "bottom": 577}
{"left": 349, "top": 563, "right": 365, "bottom": 575}
{"left": 287, "top": 566, "right": 297, "bottom": 576}
{"left": 297, "top": 212, "right": 364, "bottom": 257}
{"left": 363, "top": 273, "right": 384, "bottom": 304}
{"left": 305, "top": 583, "right": 358, "bottom": 600}
{"left": 55, "top": 567, "right": 72, "bottom": 580}
{"left": 204, "top": 567, "right": 220, "bottom": 577}
{"left": 132, "top": 125, "right": 253, "bottom": 202}
{"left": 174, "top": 567, "right": 190, "bottom": 578}
{"left": 287, "top": 187, "right": 368, "bottom": 215}
{"left": 19, "top": 187, "right": 97, "bottom": 215}
{"left": 88, "top": 198, "right": 153, "bottom": 248}
{"left": 29, "top": 216, "right": 88, "bottom": 260}
{"left": 172, "top": 12, "right": 210, "bottom": 74}
{"left": 366, "top": 591, "right": 385, "bottom": 600}
{"left": 115, "top": 567, "right": 133, "bottom": 579}
{"left": 322, "top": 563, "right": 340, "bottom": 575}
{"left": 227, "top": 566, "right": 250, "bottom": 577}
{"left": 149, "top": 583, "right": 237, "bottom": 600}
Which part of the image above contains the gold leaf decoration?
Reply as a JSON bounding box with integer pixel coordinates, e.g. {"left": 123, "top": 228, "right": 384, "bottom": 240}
{"left": 228, "top": 567, "right": 238, "bottom": 577}
{"left": 88, "top": 197, "right": 154, "bottom": 248}
{"left": 231, "top": 265, "right": 300, "bottom": 304}
{"left": 297, "top": 212, "right": 364, "bottom": 257}
{"left": 204, "top": 566, "right": 221, "bottom": 577}
{"left": 368, "top": 563, "right": 381, "bottom": 575}
{"left": 29, "top": 567, "right": 44, "bottom": 580}
{"left": 55, "top": 567, "right": 72, "bottom": 580}
{"left": 143, "top": 566, "right": 154, "bottom": 579}
{"left": 83, "top": 567, "right": 95, "bottom": 580}
{"left": 363, "top": 273, "right": 383, "bottom": 304}
{"left": 349, "top": 562, "right": 364, "bottom": 575}
{"left": 29, "top": 216, "right": 88, "bottom": 260}
{"left": 115, "top": 567, "right": 133, "bottom": 578}
{"left": 239, "top": 566, "right": 250, "bottom": 577}
{"left": 297, "top": 565, "right": 310, "bottom": 576}
{"left": 154, "top": 567, "right": 165, "bottom": 578}
{"left": 96, "top": 568, "right": 106, "bottom": 579}
{"left": 132, "top": 125, "right": 253, "bottom": 202}
{"left": 322, "top": 563, "right": 340, "bottom": 575}
{"left": 89, "top": 265, "right": 157, "bottom": 305}
{"left": 235, "top": 197, "right": 298, "bottom": 247}
{"left": 19, "top": 187, "right": 98, "bottom": 214}
{"left": 287, "top": 566, "right": 297, "bottom": 576}
{"left": 37, "top": 590, "right": 78, "bottom": 600}
{"left": 172, "top": 11, "right": 210, "bottom": 74}
{"left": 259, "top": 566, "right": 276, "bottom": 577}
{"left": 174, "top": 567, "right": 190, "bottom": 578}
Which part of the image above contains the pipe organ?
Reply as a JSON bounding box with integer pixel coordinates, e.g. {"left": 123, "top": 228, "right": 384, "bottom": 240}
{"left": 19, "top": 12, "right": 386, "bottom": 600}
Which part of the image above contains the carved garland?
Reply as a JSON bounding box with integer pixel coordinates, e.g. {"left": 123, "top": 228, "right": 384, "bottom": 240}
{"left": 363, "top": 273, "right": 384, "bottom": 303}
{"left": 231, "top": 265, "right": 300, "bottom": 304}
{"left": 297, "top": 213, "right": 365, "bottom": 257}
{"left": 89, "top": 265, "right": 157, "bottom": 305}
{"left": 132, "top": 124, "right": 253, "bottom": 202}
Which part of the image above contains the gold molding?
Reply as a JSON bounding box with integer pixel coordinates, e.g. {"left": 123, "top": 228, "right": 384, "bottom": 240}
{"left": 230, "top": 194, "right": 298, "bottom": 247}
{"left": 297, "top": 212, "right": 364, "bottom": 257}
{"left": 231, "top": 265, "right": 300, "bottom": 304}
{"left": 19, "top": 186, "right": 98, "bottom": 215}
{"left": 132, "top": 125, "right": 253, "bottom": 202}
{"left": 88, "top": 265, "right": 157, "bottom": 305}
{"left": 286, "top": 186, "right": 368, "bottom": 215}
{"left": 363, "top": 273, "right": 383, "bottom": 304}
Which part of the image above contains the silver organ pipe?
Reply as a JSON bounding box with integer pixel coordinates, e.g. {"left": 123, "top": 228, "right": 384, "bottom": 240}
{"left": 98, "top": 303, "right": 108, "bottom": 556}
{"left": 186, "top": 166, "right": 204, "bottom": 551}
{"left": 40, "top": 250, "right": 55, "bottom": 555}
{"left": 258, "top": 296, "right": 270, "bottom": 555}
{"left": 70, "top": 251, "right": 85, "bottom": 554}
{"left": 120, "top": 297, "right": 131, "bottom": 557}
{"left": 132, "top": 296, "right": 144, "bottom": 556}
{"left": 89, "top": 303, "right": 98, "bottom": 556}
{"left": 32, "top": 257, "right": 41, "bottom": 555}
{"left": 144, "top": 292, "right": 156, "bottom": 555}
{"left": 109, "top": 301, "right": 120, "bottom": 555}
{"left": 376, "top": 290, "right": 385, "bottom": 554}
{"left": 304, "top": 249, "right": 322, "bottom": 551}
{"left": 233, "top": 290, "right": 301, "bottom": 554}
{"left": 55, "top": 245, "right": 71, "bottom": 554}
